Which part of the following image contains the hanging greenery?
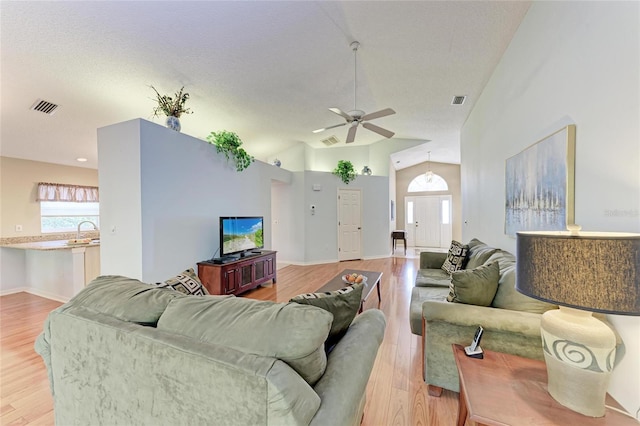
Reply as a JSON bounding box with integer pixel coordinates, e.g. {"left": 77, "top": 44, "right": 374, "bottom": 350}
{"left": 206, "top": 130, "right": 255, "bottom": 172}
{"left": 332, "top": 160, "right": 357, "bottom": 184}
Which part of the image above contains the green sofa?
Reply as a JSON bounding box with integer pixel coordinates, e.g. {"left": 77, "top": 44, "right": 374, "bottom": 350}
{"left": 410, "top": 239, "right": 559, "bottom": 394}
{"left": 409, "top": 238, "right": 624, "bottom": 395}
{"left": 35, "top": 275, "right": 386, "bottom": 425}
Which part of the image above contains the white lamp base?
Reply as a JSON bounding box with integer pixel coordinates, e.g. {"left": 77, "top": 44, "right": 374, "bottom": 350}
{"left": 540, "top": 306, "right": 617, "bottom": 417}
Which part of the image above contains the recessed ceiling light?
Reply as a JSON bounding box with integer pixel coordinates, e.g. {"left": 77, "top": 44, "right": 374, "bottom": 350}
{"left": 76, "top": 157, "right": 88, "bottom": 162}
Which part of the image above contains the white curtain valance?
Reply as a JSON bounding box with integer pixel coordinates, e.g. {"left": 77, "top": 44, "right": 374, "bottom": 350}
{"left": 37, "top": 182, "right": 99, "bottom": 202}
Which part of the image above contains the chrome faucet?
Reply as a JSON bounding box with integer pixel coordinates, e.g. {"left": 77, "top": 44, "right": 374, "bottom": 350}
{"left": 77, "top": 220, "right": 98, "bottom": 239}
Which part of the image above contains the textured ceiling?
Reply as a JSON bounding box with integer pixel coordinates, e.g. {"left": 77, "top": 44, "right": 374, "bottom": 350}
{"left": 0, "top": 1, "right": 530, "bottom": 170}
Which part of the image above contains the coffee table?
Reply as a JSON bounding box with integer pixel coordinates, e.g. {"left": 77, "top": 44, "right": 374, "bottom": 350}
{"left": 317, "top": 269, "right": 382, "bottom": 313}
{"left": 452, "top": 344, "right": 635, "bottom": 426}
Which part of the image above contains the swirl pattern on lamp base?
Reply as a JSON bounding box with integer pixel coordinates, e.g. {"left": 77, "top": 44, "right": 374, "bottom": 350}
{"left": 540, "top": 306, "right": 617, "bottom": 417}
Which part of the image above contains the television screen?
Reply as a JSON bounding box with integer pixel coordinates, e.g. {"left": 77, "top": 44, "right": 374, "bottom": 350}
{"left": 220, "top": 216, "right": 264, "bottom": 257}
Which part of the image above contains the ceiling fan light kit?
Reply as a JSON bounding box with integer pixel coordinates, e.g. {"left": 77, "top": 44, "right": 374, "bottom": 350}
{"left": 313, "top": 41, "right": 396, "bottom": 143}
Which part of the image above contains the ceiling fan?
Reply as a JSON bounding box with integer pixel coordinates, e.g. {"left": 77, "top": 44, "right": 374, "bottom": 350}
{"left": 313, "top": 41, "right": 396, "bottom": 144}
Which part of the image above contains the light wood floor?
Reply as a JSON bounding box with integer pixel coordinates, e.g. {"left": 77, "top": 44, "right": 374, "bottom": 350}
{"left": 0, "top": 256, "right": 460, "bottom": 425}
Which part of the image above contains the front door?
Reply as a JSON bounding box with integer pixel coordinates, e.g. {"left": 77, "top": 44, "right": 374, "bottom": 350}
{"left": 337, "top": 189, "right": 362, "bottom": 261}
{"left": 405, "top": 195, "right": 452, "bottom": 248}
{"left": 415, "top": 196, "right": 440, "bottom": 247}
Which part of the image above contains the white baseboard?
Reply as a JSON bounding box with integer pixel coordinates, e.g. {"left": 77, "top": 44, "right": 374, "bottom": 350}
{"left": 24, "top": 288, "right": 70, "bottom": 303}
{"left": 0, "top": 287, "right": 70, "bottom": 303}
{"left": 0, "top": 287, "right": 29, "bottom": 297}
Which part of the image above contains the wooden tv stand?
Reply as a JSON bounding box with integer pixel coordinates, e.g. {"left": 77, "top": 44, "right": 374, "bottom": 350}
{"left": 197, "top": 250, "right": 276, "bottom": 296}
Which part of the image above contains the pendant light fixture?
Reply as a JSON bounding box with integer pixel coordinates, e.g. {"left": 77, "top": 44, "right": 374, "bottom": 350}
{"left": 425, "top": 151, "right": 434, "bottom": 183}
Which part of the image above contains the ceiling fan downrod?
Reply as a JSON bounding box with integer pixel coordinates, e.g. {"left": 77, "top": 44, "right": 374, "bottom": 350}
{"left": 351, "top": 41, "right": 360, "bottom": 112}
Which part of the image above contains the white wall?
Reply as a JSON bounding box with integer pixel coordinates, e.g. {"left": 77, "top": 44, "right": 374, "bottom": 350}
{"left": 98, "top": 119, "right": 291, "bottom": 282}
{"left": 98, "top": 119, "right": 390, "bottom": 280}
{"left": 270, "top": 138, "right": 426, "bottom": 177}
{"left": 98, "top": 119, "right": 144, "bottom": 279}
{"left": 299, "top": 171, "right": 389, "bottom": 263}
{"left": 461, "top": 1, "right": 639, "bottom": 414}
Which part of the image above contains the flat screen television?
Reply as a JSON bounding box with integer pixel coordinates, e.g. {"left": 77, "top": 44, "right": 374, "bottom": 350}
{"left": 220, "top": 216, "right": 264, "bottom": 257}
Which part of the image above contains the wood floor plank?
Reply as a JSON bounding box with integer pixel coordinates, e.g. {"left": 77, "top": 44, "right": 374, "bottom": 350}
{"left": 0, "top": 254, "right": 461, "bottom": 425}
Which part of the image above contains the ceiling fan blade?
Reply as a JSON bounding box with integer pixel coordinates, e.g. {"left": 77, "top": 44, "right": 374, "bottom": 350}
{"left": 329, "top": 108, "right": 353, "bottom": 121}
{"left": 312, "top": 122, "right": 347, "bottom": 134}
{"left": 362, "top": 122, "right": 395, "bottom": 139}
{"left": 345, "top": 124, "right": 358, "bottom": 143}
{"left": 361, "top": 108, "right": 396, "bottom": 121}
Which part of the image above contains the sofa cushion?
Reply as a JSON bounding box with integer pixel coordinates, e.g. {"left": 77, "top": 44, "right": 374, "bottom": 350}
{"left": 409, "top": 286, "right": 450, "bottom": 335}
{"left": 465, "top": 238, "right": 499, "bottom": 270}
{"left": 491, "top": 264, "right": 557, "bottom": 314}
{"left": 415, "top": 268, "right": 452, "bottom": 288}
{"left": 290, "top": 283, "right": 363, "bottom": 352}
{"left": 441, "top": 240, "right": 469, "bottom": 274}
{"left": 157, "top": 296, "right": 333, "bottom": 385}
{"left": 447, "top": 261, "right": 500, "bottom": 306}
{"left": 69, "top": 275, "right": 182, "bottom": 326}
{"left": 155, "top": 268, "right": 209, "bottom": 296}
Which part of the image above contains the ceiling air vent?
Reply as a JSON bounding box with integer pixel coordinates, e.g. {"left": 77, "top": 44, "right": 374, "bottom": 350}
{"left": 321, "top": 135, "right": 340, "bottom": 146}
{"left": 30, "top": 99, "right": 60, "bottom": 115}
{"left": 451, "top": 95, "right": 466, "bottom": 105}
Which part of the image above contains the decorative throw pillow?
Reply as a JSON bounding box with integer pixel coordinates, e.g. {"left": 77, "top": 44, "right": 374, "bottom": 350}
{"left": 290, "top": 283, "right": 364, "bottom": 351}
{"left": 156, "top": 268, "right": 209, "bottom": 296}
{"left": 447, "top": 261, "right": 500, "bottom": 306}
{"left": 441, "top": 240, "right": 469, "bottom": 274}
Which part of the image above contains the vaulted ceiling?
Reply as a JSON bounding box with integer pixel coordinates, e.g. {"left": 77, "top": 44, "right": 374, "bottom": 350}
{"left": 0, "top": 1, "right": 530, "bottom": 170}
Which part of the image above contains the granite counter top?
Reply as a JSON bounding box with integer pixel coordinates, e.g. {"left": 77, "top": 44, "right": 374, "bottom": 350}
{"left": 2, "top": 239, "right": 100, "bottom": 251}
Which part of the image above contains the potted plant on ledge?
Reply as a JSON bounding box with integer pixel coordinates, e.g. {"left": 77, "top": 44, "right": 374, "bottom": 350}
{"left": 151, "top": 85, "right": 193, "bottom": 132}
{"left": 206, "top": 130, "right": 255, "bottom": 172}
{"left": 333, "top": 160, "right": 357, "bottom": 184}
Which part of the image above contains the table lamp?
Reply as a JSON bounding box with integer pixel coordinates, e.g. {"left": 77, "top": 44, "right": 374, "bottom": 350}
{"left": 516, "top": 227, "right": 640, "bottom": 417}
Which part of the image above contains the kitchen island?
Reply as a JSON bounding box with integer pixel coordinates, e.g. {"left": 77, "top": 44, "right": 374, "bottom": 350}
{"left": 1, "top": 239, "right": 100, "bottom": 301}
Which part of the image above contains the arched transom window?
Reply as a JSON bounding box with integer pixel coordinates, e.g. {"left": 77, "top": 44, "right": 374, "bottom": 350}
{"left": 408, "top": 173, "right": 448, "bottom": 192}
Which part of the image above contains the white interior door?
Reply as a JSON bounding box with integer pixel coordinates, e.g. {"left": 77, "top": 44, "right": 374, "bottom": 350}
{"left": 338, "top": 189, "right": 362, "bottom": 261}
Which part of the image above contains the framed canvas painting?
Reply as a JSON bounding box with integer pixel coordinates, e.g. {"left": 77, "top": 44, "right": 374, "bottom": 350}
{"left": 505, "top": 124, "right": 576, "bottom": 237}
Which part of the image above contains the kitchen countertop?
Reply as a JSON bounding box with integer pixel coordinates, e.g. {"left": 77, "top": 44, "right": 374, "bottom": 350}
{"left": 2, "top": 240, "right": 100, "bottom": 251}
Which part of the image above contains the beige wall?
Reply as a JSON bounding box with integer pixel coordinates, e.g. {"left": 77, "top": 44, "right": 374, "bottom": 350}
{"left": 396, "top": 161, "right": 462, "bottom": 242}
{"left": 0, "top": 157, "right": 98, "bottom": 238}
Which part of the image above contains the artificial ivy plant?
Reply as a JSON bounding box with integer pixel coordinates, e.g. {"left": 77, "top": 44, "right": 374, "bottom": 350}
{"left": 206, "top": 130, "right": 255, "bottom": 172}
{"left": 332, "top": 160, "right": 357, "bottom": 184}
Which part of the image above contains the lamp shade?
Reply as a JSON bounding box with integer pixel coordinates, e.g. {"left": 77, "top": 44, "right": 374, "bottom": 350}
{"left": 516, "top": 231, "right": 640, "bottom": 315}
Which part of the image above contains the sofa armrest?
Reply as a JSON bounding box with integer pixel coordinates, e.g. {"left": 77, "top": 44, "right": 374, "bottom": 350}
{"left": 421, "top": 300, "right": 545, "bottom": 392}
{"left": 423, "top": 300, "right": 543, "bottom": 338}
{"left": 310, "top": 309, "right": 386, "bottom": 426}
{"left": 420, "top": 251, "right": 448, "bottom": 269}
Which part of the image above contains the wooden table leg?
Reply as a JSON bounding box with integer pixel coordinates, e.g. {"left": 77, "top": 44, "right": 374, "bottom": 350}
{"left": 457, "top": 380, "right": 468, "bottom": 426}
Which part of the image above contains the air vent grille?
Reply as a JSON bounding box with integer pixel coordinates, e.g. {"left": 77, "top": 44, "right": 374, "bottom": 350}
{"left": 321, "top": 136, "right": 340, "bottom": 146}
{"left": 451, "top": 96, "right": 466, "bottom": 105}
{"left": 30, "top": 99, "right": 60, "bottom": 115}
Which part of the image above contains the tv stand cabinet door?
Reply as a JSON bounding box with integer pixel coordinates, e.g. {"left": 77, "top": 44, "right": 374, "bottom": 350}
{"left": 197, "top": 251, "right": 277, "bottom": 296}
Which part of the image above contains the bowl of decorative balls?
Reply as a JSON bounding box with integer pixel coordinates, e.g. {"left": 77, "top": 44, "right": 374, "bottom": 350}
{"left": 342, "top": 273, "right": 367, "bottom": 285}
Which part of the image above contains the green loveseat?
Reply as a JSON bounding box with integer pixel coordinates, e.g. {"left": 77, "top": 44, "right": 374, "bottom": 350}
{"left": 35, "top": 275, "right": 386, "bottom": 425}
{"left": 409, "top": 238, "right": 623, "bottom": 396}
{"left": 410, "top": 238, "right": 558, "bottom": 395}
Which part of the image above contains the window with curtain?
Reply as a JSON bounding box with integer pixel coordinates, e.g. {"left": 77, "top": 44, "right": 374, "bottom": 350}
{"left": 37, "top": 182, "right": 99, "bottom": 202}
{"left": 37, "top": 183, "right": 100, "bottom": 233}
